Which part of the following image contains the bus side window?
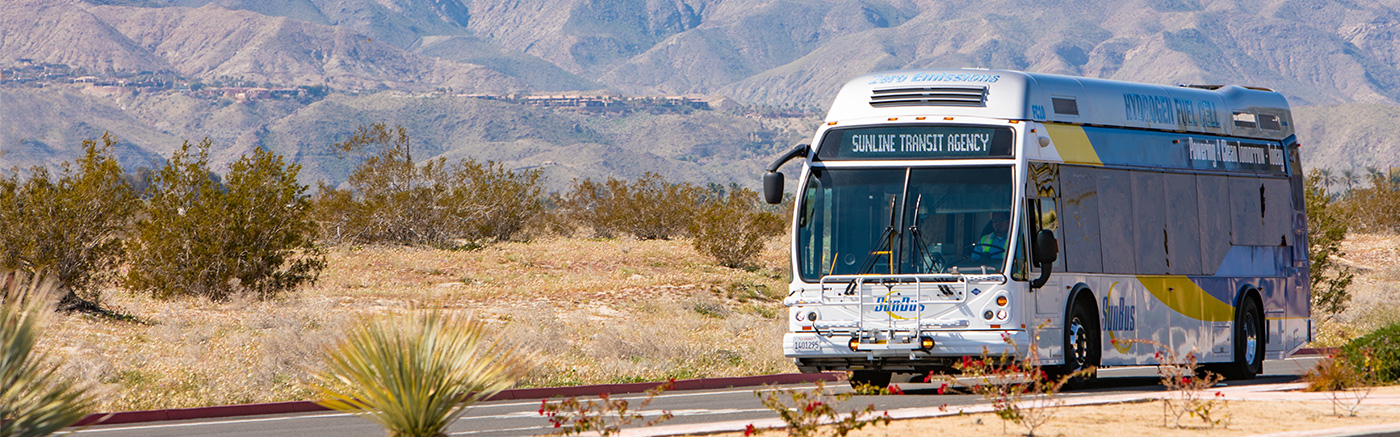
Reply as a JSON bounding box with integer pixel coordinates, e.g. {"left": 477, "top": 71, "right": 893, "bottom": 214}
{"left": 1060, "top": 165, "right": 1102, "bottom": 273}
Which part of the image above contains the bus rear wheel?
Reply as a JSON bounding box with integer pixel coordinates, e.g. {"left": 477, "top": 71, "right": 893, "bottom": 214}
{"left": 1216, "top": 297, "right": 1264, "bottom": 380}
{"left": 848, "top": 370, "right": 892, "bottom": 389}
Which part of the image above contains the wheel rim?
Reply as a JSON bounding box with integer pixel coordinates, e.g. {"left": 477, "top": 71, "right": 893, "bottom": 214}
{"left": 1243, "top": 311, "right": 1259, "bottom": 366}
{"left": 1067, "top": 316, "right": 1089, "bottom": 368}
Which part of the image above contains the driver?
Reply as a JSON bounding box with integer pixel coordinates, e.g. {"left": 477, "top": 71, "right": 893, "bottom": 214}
{"left": 972, "top": 212, "right": 1010, "bottom": 261}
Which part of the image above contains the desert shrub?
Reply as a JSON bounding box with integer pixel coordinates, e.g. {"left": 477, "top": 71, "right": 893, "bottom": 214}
{"left": 562, "top": 172, "right": 701, "bottom": 240}
{"left": 126, "top": 140, "right": 324, "bottom": 301}
{"left": 751, "top": 380, "right": 891, "bottom": 437}
{"left": 314, "top": 312, "right": 530, "bottom": 437}
{"left": 315, "top": 123, "right": 543, "bottom": 247}
{"left": 1343, "top": 172, "right": 1400, "bottom": 233}
{"left": 1, "top": 270, "right": 97, "bottom": 436}
{"left": 1340, "top": 321, "right": 1400, "bottom": 383}
{"left": 0, "top": 134, "right": 138, "bottom": 308}
{"left": 691, "top": 187, "right": 784, "bottom": 268}
{"left": 1306, "top": 171, "right": 1353, "bottom": 319}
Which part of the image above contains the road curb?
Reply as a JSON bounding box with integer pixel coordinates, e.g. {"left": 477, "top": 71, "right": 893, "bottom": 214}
{"left": 1296, "top": 347, "right": 1339, "bottom": 356}
{"left": 73, "top": 372, "right": 846, "bottom": 427}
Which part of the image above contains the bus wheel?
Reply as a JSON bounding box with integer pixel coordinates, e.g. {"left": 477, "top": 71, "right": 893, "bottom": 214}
{"left": 1048, "top": 298, "right": 1100, "bottom": 386}
{"left": 1218, "top": 298, "right": 1264, "bottom": 380}
{"left": 848, "top": 370, "right": 891, "bottom": 389}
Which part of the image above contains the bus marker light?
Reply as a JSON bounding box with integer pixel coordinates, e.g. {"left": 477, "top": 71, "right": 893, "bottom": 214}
{"left": 997, "top": 296, "right": 1008, "bottom": 306}
{"left": 916, "top": 116, "right": 927, "bottom": 120}
{"left": 944, "top": 117, "right": 954, "bottom": 120}
{"left": 848, "top": 338, "right": 861, "bottom": 351}
{"left": 920, "top": 337, "right": 935, "bottom": 350}
{"left": 888, "top": 117, "right": 898, "bottom": 121}
{"left": 828, "top": 121, "right": 838, "bottom": 126}
{"left": 801, "top": 326, "right": 812, "bottom": 331}
{"left": 990, "top": 324, "right": 1001, "bottom": 329}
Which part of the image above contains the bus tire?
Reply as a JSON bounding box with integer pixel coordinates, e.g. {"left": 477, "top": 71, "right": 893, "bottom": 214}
{"left": 1218, "top": 297, "right": 1265, "bottom": 380}
{"left": 1048, "top": 297, "right": 1100, "bottom": 387}
{"left": 848, "top": 370, "right": 891, "bottom": 389}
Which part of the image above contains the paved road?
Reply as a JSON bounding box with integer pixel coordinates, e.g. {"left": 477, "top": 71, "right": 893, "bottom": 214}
{"left": 73, "top": 357, "right": 1321, "bottom": 437}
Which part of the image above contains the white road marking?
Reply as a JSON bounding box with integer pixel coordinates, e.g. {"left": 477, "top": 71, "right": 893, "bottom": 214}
{"left": 69, "top": 385, "right": 816, "bottom": 433}
{"left": 73, "top": 413, "right": 357, "bottom": 433}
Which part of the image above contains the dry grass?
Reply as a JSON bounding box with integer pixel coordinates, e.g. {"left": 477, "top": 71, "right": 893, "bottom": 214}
{"left": 1316, "top": 232, "right": 1400, "bottom": 346}
{"left": 38, "top": 236, "right": 792, "bottom": 412}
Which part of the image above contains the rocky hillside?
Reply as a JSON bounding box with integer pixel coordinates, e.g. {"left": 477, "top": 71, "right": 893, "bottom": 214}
{"left": 5, "top": 0, "right": 1400, "bottom": 184}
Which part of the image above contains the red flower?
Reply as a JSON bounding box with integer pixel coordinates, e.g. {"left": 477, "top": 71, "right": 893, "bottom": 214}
{"left": 888, "top": 384, "right": 904, "bottom": 395}
{"left": 938, "top": 383, "right": 949, "bottom": 395}
{"left": 1181, "top": 376, "right": 1191, "bottom": 385}
{"left": 744, "top": 424, "right": 758, "bottom": 436}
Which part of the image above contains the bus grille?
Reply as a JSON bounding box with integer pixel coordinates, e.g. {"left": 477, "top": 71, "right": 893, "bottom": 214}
{"left": 869, "top": 86, "right": 988, "bottom": 108}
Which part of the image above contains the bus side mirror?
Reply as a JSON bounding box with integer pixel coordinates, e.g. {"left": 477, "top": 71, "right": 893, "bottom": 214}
{"left": 1034, "top": 230, "right": 1059, "bottom": 265}
{"left": 763, "top": 172, "right": 784, "bottom": 205}
{"left": 1030, "top": 230, "right": 1058, "bottom": 290}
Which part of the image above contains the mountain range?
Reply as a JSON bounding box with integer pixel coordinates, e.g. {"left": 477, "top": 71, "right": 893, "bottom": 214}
{"left": 5, "top": 0, "right": 1400, "bottom": 187}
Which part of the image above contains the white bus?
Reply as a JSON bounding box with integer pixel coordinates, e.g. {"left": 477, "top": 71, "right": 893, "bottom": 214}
{"left": 762, "top": 69, "right": 1310, "bottom": 387}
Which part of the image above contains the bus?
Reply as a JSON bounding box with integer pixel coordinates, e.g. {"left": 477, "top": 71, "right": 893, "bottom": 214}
{"left": 762, "top": 69, "right": 1310, "bottom": 388}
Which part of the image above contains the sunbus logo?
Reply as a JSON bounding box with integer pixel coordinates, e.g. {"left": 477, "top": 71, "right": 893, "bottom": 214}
{"left": 1102, "top": 296, "right": 1136, "bottom": 332}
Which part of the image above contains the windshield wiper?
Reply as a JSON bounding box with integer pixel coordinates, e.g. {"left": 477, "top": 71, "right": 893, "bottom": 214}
{"left": 906, "top": 194, "right": 941, "bottom": 273}
{"left": 842, "top": 196, "right": 899, "bottom": 295}
{"left": 855, "top": 196, "right": 899, "bottom": 275}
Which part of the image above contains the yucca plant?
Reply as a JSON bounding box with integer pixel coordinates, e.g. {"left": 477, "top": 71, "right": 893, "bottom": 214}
{"left": 314, "top": 312, "right": 530, "bottom": 437}
{"left": 1, "top": 270, "right": 96, "bottom": 437}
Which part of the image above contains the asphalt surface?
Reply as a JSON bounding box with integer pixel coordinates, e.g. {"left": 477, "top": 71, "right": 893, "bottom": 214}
{"left": 72, "top": 357, "right": 1323, "bottom": 437}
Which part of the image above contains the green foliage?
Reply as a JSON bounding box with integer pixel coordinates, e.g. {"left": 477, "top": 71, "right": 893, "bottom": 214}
{"left": 691, "top": 186, "right": 785, "bottom": 268}
{"left": 750, "top": 380, "right": 891, "bottom": 437}
{"left": 1, "top": 270, "right": 97, "bottom": 437}
{"left": 315, "top": 123, "right": 544, "bottom": 247}
{"left": 0, "top": 134, "right": 138, "bottom": 307}
{"left": 562, "top": 172, "right": 701, "bottom": 240}
{"left": 1306, "top": 170, "right": 1354, "bottom": 319}
{"left": 314, "top": 312, "right": 530, "bottom": 437}
{"left": 538, "top": 381, "right": 674, "bottom": 436}
{"left": 126, "top": 140, "right": 324, "bottom": 301}
{"left": 1340, "top": 321, "right": 1400, "bottom": 383}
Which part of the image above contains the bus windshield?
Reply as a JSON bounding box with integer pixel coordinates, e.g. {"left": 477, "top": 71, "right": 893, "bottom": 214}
{"left": 796, "top": 166, "right": 1014, "bottom": 281}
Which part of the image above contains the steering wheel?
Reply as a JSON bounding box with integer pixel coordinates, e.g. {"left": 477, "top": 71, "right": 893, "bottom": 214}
{"left": 968, "top": 243, "right": 1006, "bottom": 258}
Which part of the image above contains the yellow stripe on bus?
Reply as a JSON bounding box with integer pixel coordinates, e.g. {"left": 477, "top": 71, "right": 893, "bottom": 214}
{"left": 1137, "top": 276, "right": 1235, "bottom": 322}
{"left": 1043, "top": 123, "right": 1102, "bottom": 166}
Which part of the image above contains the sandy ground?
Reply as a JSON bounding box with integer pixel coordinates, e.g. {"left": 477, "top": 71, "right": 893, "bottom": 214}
{"left": 698, "top": 386, "right": 1400, "bottom": 437}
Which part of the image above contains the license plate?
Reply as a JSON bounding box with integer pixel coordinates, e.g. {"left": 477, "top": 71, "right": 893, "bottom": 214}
{"left": 794, "top": 338, "right": 821, "bottom": 351}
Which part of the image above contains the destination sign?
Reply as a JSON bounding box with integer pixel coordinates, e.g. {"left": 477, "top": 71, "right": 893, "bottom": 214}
{"left": 817, "top": 125, "right": 1014, "bottom": 160}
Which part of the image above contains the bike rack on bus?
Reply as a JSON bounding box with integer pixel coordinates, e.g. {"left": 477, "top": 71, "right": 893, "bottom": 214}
{"left": 785, "top": 273, "right": 1001, "bottom": 351}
